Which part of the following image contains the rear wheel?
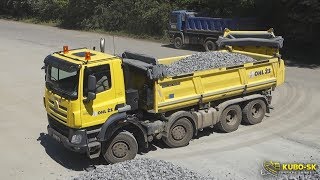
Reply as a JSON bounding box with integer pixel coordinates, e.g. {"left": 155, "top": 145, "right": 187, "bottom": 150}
{"left": 174, "top": 37, "right": 183, "bottom": 49}
{"left": 162, "top": 117, "right": 194, "bottom": 148}
{"left": 103, "top": 131, "right": 138, "bottom": 164}
{"left": 204, "top": 40, "right": 217, "bottom": 51}
{"left": 242, "top": 99, "right": 266, "bottom": 125}
{"left": 217, "top": 105, "right": 242, "bottom": 133}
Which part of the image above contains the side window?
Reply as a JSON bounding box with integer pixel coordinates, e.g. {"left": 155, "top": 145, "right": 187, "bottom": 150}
{"left": 83, "top": 64, "right": 112, "bottom": 96}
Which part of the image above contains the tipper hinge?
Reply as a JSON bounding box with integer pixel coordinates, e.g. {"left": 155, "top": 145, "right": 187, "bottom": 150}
{"left": 242, "top": 85, "right": 248, "bottom": 95}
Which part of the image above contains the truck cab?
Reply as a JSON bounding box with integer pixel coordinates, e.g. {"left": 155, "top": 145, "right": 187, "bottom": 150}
{"left": 44, "top": 48, "right": 125, "bottom": 128}
{"left": 169, "top": 10, "right": 196, "bottom": 31}
{"left": 43, "top": 47, "right": 146, "bottom": 163}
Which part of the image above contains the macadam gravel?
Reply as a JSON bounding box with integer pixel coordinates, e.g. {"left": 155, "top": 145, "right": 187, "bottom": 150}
{"left": 73, "top": 158, "right": 216, "bottom": 180}
{"left": 162, "top": 51, "right": 256, "bottom": 77}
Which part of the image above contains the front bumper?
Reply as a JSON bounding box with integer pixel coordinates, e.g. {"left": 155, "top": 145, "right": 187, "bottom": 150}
{"left": 46, "top": 114, "right": 102, "bottom": 159}
{"left": 47, "top": 125, "right": 87, "bottom": 153}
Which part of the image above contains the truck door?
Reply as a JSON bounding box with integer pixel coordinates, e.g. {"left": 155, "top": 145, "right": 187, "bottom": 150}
{"left": 81, "top": 63, "right": 118, "bottom": 127}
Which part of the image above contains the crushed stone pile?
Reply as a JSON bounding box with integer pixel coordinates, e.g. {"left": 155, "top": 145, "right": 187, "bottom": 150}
{"left": 73, "top": 158, "right": 216, "bottom": 180}
{"left": 162, "top": 51, "right": 256, "bottom": 77}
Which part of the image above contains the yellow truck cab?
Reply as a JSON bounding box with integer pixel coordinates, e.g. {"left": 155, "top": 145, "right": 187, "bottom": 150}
{"left": 43, "top": 31, "right": 285, "bottom": 164}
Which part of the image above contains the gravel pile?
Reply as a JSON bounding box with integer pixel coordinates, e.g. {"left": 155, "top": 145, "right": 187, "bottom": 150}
{"left": 73, "top": 158, "right": 216, "bottom": 180}
{"left": 163, "top": 51, "right": 256, "bottom": 77}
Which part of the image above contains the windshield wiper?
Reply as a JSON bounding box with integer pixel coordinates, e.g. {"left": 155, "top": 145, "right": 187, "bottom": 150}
{"left": 50, "top": 76, "right": 58, "bottom": 82}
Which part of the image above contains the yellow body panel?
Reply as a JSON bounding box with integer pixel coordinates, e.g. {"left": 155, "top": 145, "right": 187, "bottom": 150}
{"left": 155, "top": 50, "right": 285, "bottom": 113}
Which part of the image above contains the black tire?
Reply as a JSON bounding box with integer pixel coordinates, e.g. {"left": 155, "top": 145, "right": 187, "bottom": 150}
{"left": 242, "top": 99, "right": 266, "bottom": 125}
{"left": 102, "top": 131, "right": 138, "bottom": 164}
{"left": 174, "top": 37, "right": 183, "bottom": 49}
{"left": 204, "top": 40, "right": 217, "bottom": 51}
{"left": 217, "top": 105, "right": 242, "bottom": 133}
{"left": 162, "top": 117, "right": 194, "bottom": 148}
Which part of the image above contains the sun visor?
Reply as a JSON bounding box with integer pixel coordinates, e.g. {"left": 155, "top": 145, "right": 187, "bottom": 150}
{"left": 44, "top": 55, "right": 80, "bottom": 72}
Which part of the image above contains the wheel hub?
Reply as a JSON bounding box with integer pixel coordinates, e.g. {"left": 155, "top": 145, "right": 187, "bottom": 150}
{"left": 112, "top": 142, "right": 129, "bottom": 158}
{"left": 176, "top": 40, "right": 181, "bottom": 47}
{"left": 251, "top": 104, "right": 262, "bottom": 118}
{"left": 226, "top": 110, "right": 237, "bottom": 125}
{"left": 172, "top": 125, "right": 186, "bottom": 140}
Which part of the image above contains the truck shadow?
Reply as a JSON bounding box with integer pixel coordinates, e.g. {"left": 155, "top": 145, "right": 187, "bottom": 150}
{"left": 284, "top": 59, "right": 320, "bottom": 69}
{"left": 37, "top": 126, "right": 243, "bottom": 170}
{"left": 37, "top": 133, "right": 107, "bottom": 171}
{"left": 281, "top": 45, "right": 320, "bottom": 69}
{"left": 37, "top": 132, "right": 166, "bottom": 170}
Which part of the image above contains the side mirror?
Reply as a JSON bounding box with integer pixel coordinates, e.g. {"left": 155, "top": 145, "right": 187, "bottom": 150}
{"left": 100, "top": 38, "right": 105, "bottom": 53}
{"left": 88, "top": 75, "right": 96, "bottom": 92}
{"left": 84, "top": 75, "right": 96, "bottom": 103}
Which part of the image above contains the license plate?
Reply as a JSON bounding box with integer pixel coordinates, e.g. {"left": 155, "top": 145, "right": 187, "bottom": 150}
{"left": 52, "top": 133, "right": 61, "bottom": 142}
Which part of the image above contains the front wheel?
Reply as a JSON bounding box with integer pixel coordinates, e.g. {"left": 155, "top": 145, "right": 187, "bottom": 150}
{"left": 103, "top": 131, "right": 138, "bottom": 164}
{"left": 174, "top": 37, "right": 183, "bottom": 49}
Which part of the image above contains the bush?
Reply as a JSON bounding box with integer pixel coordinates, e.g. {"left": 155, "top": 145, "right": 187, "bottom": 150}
{"left": 29, "top": 0, "right": 68, "bottom": 21}
{"left": 81, "top": 0, "right": 174, "bottom": 36}
{"left": 62, "top": 0, "right": 102, "bottom": 29}
{"left": 1, "top": 0, "right": 319, "bottom": 46}
{"left": 0, "top": 0, "right": 31, "bottom": 17}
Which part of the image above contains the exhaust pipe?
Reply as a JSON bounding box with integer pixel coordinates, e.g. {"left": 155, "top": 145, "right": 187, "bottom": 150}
{"left": 100, "top": 38, "right": 105, "bottom": 53}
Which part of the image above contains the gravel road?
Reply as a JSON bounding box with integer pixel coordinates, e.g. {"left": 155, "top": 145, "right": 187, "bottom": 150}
{"left": 74, "top": 158, "right": 216, "bottom": 180}
{"left": 0, "top": 19, "right": 319, "bottom": 180}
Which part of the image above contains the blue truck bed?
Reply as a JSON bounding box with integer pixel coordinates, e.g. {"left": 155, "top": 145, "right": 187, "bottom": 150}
{"left": 185, "top": 17, "right": 238, "bottom": 32}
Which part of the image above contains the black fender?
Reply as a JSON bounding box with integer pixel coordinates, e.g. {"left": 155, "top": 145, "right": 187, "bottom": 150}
{"left": 204, "top": 37, "right": 218, "bottom": 42}
{"left": 97, "top": 113, "right": 148, "bottom": 148}
{"left": 165, "top": 111, "right": 198, "bottom": 137}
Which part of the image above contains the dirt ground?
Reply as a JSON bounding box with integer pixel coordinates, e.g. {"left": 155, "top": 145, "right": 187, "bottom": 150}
{"left": 0, "top": 19, "right": 319, "bottom": 180}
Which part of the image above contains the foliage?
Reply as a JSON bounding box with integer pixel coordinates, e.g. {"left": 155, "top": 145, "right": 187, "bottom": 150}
{"left": 0, "top": 0, "right": 31, "bottom": 16}
{"left": 1, "top": 0, "right": 319, "bottom": 45}
{"left": 29, "top": 0, "right": 69, "bottom": 20}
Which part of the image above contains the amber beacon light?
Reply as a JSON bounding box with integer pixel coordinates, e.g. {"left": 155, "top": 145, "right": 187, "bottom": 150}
{"left": 85, "top": 52, "right": 91, "bottom": 60}
{"left": 63, "top": 46, "right": 69, "bottom": 54}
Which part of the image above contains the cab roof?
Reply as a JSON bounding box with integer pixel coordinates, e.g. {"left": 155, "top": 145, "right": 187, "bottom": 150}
{"left": 52, "top": 48, "right": 116, "bottom": 65}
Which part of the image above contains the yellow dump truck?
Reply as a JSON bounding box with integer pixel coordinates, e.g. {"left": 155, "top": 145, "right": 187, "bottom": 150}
{"left": 43, "top": 30, "right": 285, "bottom": 164}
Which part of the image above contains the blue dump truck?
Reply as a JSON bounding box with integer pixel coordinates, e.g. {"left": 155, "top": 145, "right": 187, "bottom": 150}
{"left": 168, "top": 10, "right": 256, "bottom": 51}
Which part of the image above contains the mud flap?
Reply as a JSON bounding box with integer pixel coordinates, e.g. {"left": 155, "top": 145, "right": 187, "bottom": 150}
{"left": 87, "top": 141, "right": 101, "bottom": 159}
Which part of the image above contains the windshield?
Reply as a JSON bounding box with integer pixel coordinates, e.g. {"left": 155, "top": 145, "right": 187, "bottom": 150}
{"left": 46, "top": 65, "right": 79, "bottom": 100}
{"left": 170, "top": 14, "right": 178, "bottom": 23}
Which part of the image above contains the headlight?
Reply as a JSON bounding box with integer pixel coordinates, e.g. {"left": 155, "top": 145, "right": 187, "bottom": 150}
{"left": 71, "top": 134, "right": 82, "bottom": 144}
